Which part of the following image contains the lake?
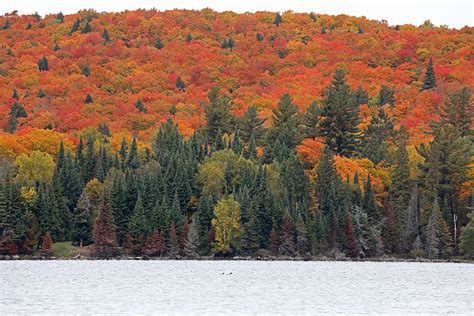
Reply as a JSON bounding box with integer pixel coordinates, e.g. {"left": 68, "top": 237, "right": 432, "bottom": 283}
{"left": 1, "top": 260, "right": 473, "bottom": 314}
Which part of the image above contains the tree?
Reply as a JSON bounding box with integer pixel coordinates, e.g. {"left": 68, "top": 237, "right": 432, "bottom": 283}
{"left": 343, "top": 211, "right": 359, "bottom": 258}
{"left": 176, "top": 76, "right": 186, "bottom": 91}
{"left": 38, "top": 56, "right": 48, "bottom": 71}
{"left": 69, "top": 18, "right": 81, "bottom": 34}
{"left": 460, "top": 211, "right": 474, "bottom": 258}
{"left": 155, "top": 37, "right": 164, "bottom": 49}
{"left": 266, "top": 93, "right": 302, "bottom": 149}
{"left": 71, "top": 190, "right": 92, "bottom": 246}
{"left": 186, "top": 33, "right": 193, "bottom": 42}
{"left": 128, "top": 194, "right": 149, "bottom": 253}
{"left": 279, "top": 212, "right": 295, "bottom": 256}
{"left": 319, "top": 70, "right": 360, "bottom": 157}
{"left": 363, "top": 174, "right": 379, "bottom": 222}
{"left": 211, "top": 197, "right": 243, "bottom": 254}
{"left": 438, "top": 87, "right": 472, "bottom": 138}
{"left": 15, "top": 151, "right": 55, "bottom": 184}
{"left": 239, "top": 106, "right": 266, "bottom": 143}
{"left": 425, "top": 199, "right": 453, "bottom": 258}
{"left": 274, "top": 13, "right": 282, "bottom": 26}
{"left": 168, "top": 222, "right": 179, "bottom": 257}
{"left": 302, "top": 101, "right": 321, "bottom": 138}
{"left": 135, "top": 100, "right": 146, "bottom": 113}
{"left": 377, "top": 86, "right": 395, "bottom": 107}
{"left": 360, "top": 108, "right": 393, "bottom": 164}
{"left": 81, "top": 21, "right": 92, "bottom": 33}
{"left": 92, "top": 198, "right": 118, "bottom": 258}
{"left": 204, "top": 87, "right": 234, "bottom": 143}
{"left": 144, "top": 229, "right": 161, "bottom": 256}
{"left": 84, "top": 93, "right": 93, "bottom": 104}
{"left": 295, "top": 215, "right": 308, "bottom": 255}
{"left": 184, "top": 217, "right": 200, "bottom": 258}
{"left": 421, "top": 57, "right": 436, "bottom": 91}
{"left": 81, "top": 65, "right": 90, "bottom": 77}
{"left": 40, "top": 232, "right": 54, "bottom": 257}
{"left": 126, "top": 137, "right": 139, "bottom": 169}
{"left": 102, "top": 29, "right": 110, "bottom": 43}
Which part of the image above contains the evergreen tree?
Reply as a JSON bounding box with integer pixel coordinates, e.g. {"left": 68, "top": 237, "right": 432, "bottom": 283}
{"left": 239, "top": 106, "right": 266, "bottom": 143}
{"left": 268, "top": 224, "right": 279, "bottom": 254}
{"left": 92, "top": 198, "right": 118, "bottom": 258}
{"left": 176, "top": 76, "right": 186, "bottom": 91}
{"left": 83, "top": 137, "right": 96, "bottom": 182}
{"left": 274, "top": 13, "right": 283, "bottom": 26}
{"left": 460, "top": 211, "right": 474, "bottom": 258}
{"left": 168, "top": 222, "right": 179, "bottom": 257}
{"left": 315, "top": 147, "right": 341, "bottom": 218}
{"left": 126, "top": 137, "right": 139, "bottom": 169}
{"left": 256, "top": 32, "right": 264, "bottom": 41}
{"left": 37, "top": 56, "right": 48, "bottom": 71}
{"left": 319, "top": 70, "right": 361, "bottom": 157}
{"left": 154, "top": 37, "right": 164, "bottom": 49}
{"left": 360, "top": 108, "right": 393, "bottom": 164}
{"left": 185, "top": 32, "right": 193, "bottom": 43}
{"left": 204, "top": 87, "right": 234, "bottom": 143}
{"left": 135, "top": 100, "right": 146, "bottom": 113}
{"left": 241, "top": 209, "right": 260, "bottom": 255}
{"left": 421, "top": 57, "right": 436, "bottom": 91}
{"left": 144, "top": 229, "right": 161, "bottom": 257}
{"left": 102, "top": 29, "right": 110, "bottom": 43}
{"left": 279, "top": 212, "right": 295, "bottom": 256}
{"left": 295, "top": 215, "right": 309, "bottom": 255}
{"left": 425, "top": 199, "right": 453, "bottom": 258}
{"left": 81, "top": 65, "right": 90, "bottom": 77}
{"left": 184, "top": 217, "right": 200, "bottom": 258}
{"left": 343, "top": 210, "right": 359, "bottom": 258}
{"left": 363, "top": 174, "right": 379, "bottom": 222}
{"left": 71, "top": 190, "right": 92, "bottom": 246}
{"left": 302, "top": 101, "right": 321, "bottom": 138}
{"left": 69, "top": 18, "right": 81, "bottom": 34}
{"left": 266, "top": 93, "right": 302, "bottom": 149}
{"left": 40, "top": 232, "right": 54, "bottom": 257}
{"left": 128, "top": 194, "right": 149, "bottom": 253}
{"left": 81, "top": 21, "right": 92, "bottom": 33}
{"left": 84, "top": 93, "right": 93, "bottom": 104}
{"left": 438, "top": 87, "right": 472, "bottom": 138}
{"left": 378, "top": 85, "right": 395, "bottom": 107}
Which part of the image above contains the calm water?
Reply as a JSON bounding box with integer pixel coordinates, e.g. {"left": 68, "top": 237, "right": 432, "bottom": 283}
{"left": 1, "top": 260, "right": 473, "bottom": 314}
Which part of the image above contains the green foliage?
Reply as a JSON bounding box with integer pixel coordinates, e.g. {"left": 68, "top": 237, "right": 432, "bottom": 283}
{"left": 421, "top": 57, "right": 436, "bottom": 91}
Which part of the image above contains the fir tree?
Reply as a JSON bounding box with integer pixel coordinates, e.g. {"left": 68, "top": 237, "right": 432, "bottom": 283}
{"left": 144, "top": 229, "right": 161, "bottom": 257}
{"left": 69, "top": 18, "right": 81, "bottom": 35}
{"left": 186, "top": 32, "right": 193, "bottom": 43}
{"left": 295, "top": 215, "right": 309, "bottom": 255}
{"left": 81, "top": 65, "right": 90, "bottom": 77}
{"left": 176, "top": 76, "right": 186, "bottom": 91}
{"left": 84, "top": 93, "right": 93, "bottom": 104}
{"left": 102, "top": 29, "right": 110, "bottom": 43}
{"left": 155, "top": 37, "right": 164, "bottom": 49}
{"left": 360, "top": 108, "right": 393, "bottom": 164}
{"left": 363, "top": 174, "right": 379, "bottom": 222}
{"left": 135, "top": 100, "right": 146, "bottom": 113}
{"left": 279, "top": 212, "right": 295, "bottom": 256}
{"left": 266, "top": 93, "right": 302, "bottom": 150}
{"left": 438, "top": 87, "right": 472, "bottom": 138}
{"left": 343, "top": 211, "right": 359, "bottom": 258}
{"left": 274, "top": 13, "right": 283, "bottom": 26}
{"left": 184, "top": 217, "right": 200, "bottom": 258}
{"left": 460, "top": 211, "right": 474, "bottom": 258}
{"left": 256, "top": 32, "right": 264, "bottom": 41}
{"left": 168, "top": 222, "right": 179, "bottom": 257}
{"left": 128, "top": 194, "right": 149, "bottom": 253}
{"left": 126, "top": 137, "right": 139, "bottom": 169}
{"left": 204, "top": 87, "right": 234, "bottom": 143}
{"left": 421, "top": 57, "right": 436, "bottom": 91}
{"left": 378, "top": 85, "right": 395, "bottom": 107}
{"left": 81, "top": 21, "right": 92, "bottom": 33}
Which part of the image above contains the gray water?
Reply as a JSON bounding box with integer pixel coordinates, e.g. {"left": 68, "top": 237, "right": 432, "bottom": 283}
{"left": 1, "top": 261, "right": 473, "bottom": 314}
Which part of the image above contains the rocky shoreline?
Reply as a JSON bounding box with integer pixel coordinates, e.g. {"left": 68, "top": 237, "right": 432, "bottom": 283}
{"left": 1, "top": 254, "right": 472, "bottom": 263}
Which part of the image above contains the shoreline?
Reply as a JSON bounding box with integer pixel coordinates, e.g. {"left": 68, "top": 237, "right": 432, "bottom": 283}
{"left": 1, "top": 254, "right": 472, "bottom": 264}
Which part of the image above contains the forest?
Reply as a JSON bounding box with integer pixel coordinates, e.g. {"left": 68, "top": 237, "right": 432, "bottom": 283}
{"left": 0, "top": 9, "right": 472, "bottom": 259}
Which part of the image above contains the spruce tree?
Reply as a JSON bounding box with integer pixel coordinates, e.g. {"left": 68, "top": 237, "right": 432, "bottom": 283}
{"left": 126, "top": 137, "right": 139, "bottom": 169}
{"left": 81, "top": 21, "right": 92, "bottom": 33}
{"left": 239, "top": 106, "right": 266, "bottom": 143}
{"left": 84, "top": 93, "right": 93, "bottom": 104}
{"left": 302, "top": 101, "right": 321, "bottom": 138}
{"left": 128, "top": 194, "right": 149, "bottom": 253}
{"left": 155, "top": 37, "right": 164, "bottom": 49}
{"left": 360, "top": 108, "right": 393, "bottom": 164}
{"left": 102, "top": 29, "right": 110, "bottom": 43}
{"left": 184, "top": 217, "right": 200, "bottom": 258}
{"left": 40, "top": 232, "right": 54, "bottom": 257}
{"left": 176, "top": 76, "right": 186, "bottom": 91}
{"left": 438, "top": 87, "right": 472, "bottom": 138}
{"left": 421, "top": 57, "right": 436, "bottom": 91}
{"left": 460, "top": 211, "right": 474, "bottom": 258}
{"left": 144, "top": 229, "right": 161, "bottom": 257}
{"left": 295, "top": 215, "right": 309, "bottom": 255}
{"left": 204, "top": 87, "right": 234, "bottom": 143}
{"left": 343, "top": 210, "right": 359, "bottom": 258}
{"left": 37, "top": 56, "right": 48, "bottom": 71}
{"left": 363, "top": 174, "right": 379, "bottom": 222}
{"left": 279, "top": 212, "right": 295, "bottom": 256}
{"left": 168, "top": 222, "right": 179, "bottom": 257}
{"left": 69, "top": 18, "right": 81, "bottom": 35}
{"left": 319, "top": 70, "right": 361, "bottom": 156}
{"left": 71, "top": 190, "right": 92, "bottom": 246}
{"left": 377, "top": 86, "right": 395, "bottom": 107}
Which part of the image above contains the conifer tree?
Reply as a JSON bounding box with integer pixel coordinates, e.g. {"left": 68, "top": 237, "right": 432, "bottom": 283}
{"left": 460, "top": 211, "right": 474, "bottom": 258}
{"left": 84, "top": 93, "right": 93, "bottom": 104}
{"left": 363, "top": 174, "right": 379, "bottom": 222}
{"left": 360, "top": 108, "right": 393, "bottom": 164}
{"left": 168, "top": 222, "right": 179, "bottom": 257}
{"left": 155, "top": 37, "right": 164, "bottom": 49}
{"left": 92, "top": 198, "right": 118, "bottom": 258}
{"left": 184, "top": 217, "right": 200, "bottom": 258}
{"left": 319, "top": 69, "right": 360, "bottom": 156}
{"left": 176, "top": 76, "right": 186, "bottom": 91}
{"left": 302, "top": 101, "right": 321, "bottom": 138}
{"left": 268, "top": 225, "right": 279, "bottom": 254}
{"left": 421, "top": 57, "right": 436, "bottom": 91}
{"left": 204, "top": 87, "right": 234, "bottom": 143}
{"left": 102, "top": 29, "right": 110, "bottom": 43}
{"left": 128, "top": 194, "right": 149, "bottom": 253}
{"left": 274, "top": 13, "right": 283, "bottom": 26}
{"left": 69, "top": 18, "right": 81, "bottom": 35}
{"left": 186, "top": 32, "right": 193, "bottom": 43}
{"left": 81, "top": 21, "right": 92, "bottom": 33}
{"left": 239, "top": 106, "right": 266, "bottom": 143}
{"left": 126, "top": 137, "right": 139, "bottom": 169}
{"left": 266, "top": 93, "right": 302, "bottom": 149}
{"left": 71, "top": 190, "right": 92, "bottom": 246}
{"left": 295, "top": 215, "right": 309, "bottom": 255}
{"left": 135, "top": 100, "right": 146, "bottom": 113}
{"left": 37, "top": 56, "right": 48, "bottom": 71}
{"left": 144, "top": 228, "right": 161, "bottom": 257}
{"left": 40, "top": 232, "right": 54, "bottom": 257}
{"left": 377, "top": 85, "right": 395, "bottom": 107}
{"left": 438, "top": 87, "right": 472, "bottom": 138}
{"left": 343, "top": 211, "right": 359, "bottom": 258}
{"left": 279, "top": 212, "right": 295, "bottom": 256}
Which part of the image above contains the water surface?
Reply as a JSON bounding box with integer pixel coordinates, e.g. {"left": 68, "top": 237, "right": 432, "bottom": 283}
{"left": 1, "top": 260, "right": 473, "bottom": 314}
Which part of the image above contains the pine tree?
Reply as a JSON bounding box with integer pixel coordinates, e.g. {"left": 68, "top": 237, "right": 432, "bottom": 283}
{"left": 135, "top": 100, "right": 146, "bottom": 113}
{"left": 421, "top": 57, "right": 436, "bottom": 91}
{"left": 274, "top": 13, "right": 283, "bottom": 26}
{"left": 241, "top": 210, "right": 260, "bottom": 255}
{"left": 71, "top": 190, "right": 92, "bottom": 246}
{"left": 83, "top": 137, "right": 95, "bottom": 182}
{"left": 128, "top": 194, "right": 149, "bottom": 253}
{"left": 425, "top": 199, "right": 453, "bottom": 258}
{"left": 92, "top": 198, "right": 118, "bottom": 258}
{"left": 295, "top": 215, "right": 308, "bottom": 255}
{"left": 37, "top": 56, "right": 48, "bottom": 71}
{"left": 266, "top": 93, "right": 302, "bottom": 150}
{"left": 69, "top": 18, "right": 81, "bottom": 35}
{"left": 239, "top": 106, "right": 266, "bottom": 143}
{"left": 360, "top": 108, "right": 393, "bottom": 164}
{"left": 319, "top": 69, "right": 360, "bottom": 157}
{"left": 40, "top": 232, "right": 54, "bottom": 257}
{"left": 204, "top": 87, "right": 234, "bottom": 143}
{"left": 363, "top": 174, "right": 379, "bottom": 222}
{"left": 315, "top": 146, "right": 341, "bottom": 218}
{"left": 302, "top": 101, "right": 321, "bottom": 138}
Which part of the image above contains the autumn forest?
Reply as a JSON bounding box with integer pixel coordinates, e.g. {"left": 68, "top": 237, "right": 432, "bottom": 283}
{"left": 0, "top": 9, "right": 472, "bottom": 259}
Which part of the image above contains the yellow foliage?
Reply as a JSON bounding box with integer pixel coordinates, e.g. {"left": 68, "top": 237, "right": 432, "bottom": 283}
{"left": 15, "top": 150, "right": 55, "bottom": 184}
{"left": 211, "top": 197, "right": 242, "bottom": 254}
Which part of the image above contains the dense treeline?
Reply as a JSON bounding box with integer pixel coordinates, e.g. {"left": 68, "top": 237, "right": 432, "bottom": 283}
{"left": 1, "top": 69, "right": 472, "bottom": 259}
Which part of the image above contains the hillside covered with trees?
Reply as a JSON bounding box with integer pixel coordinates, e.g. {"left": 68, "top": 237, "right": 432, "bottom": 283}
{"left": 0, "top": 9, "right": 472, "bottom": 259}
